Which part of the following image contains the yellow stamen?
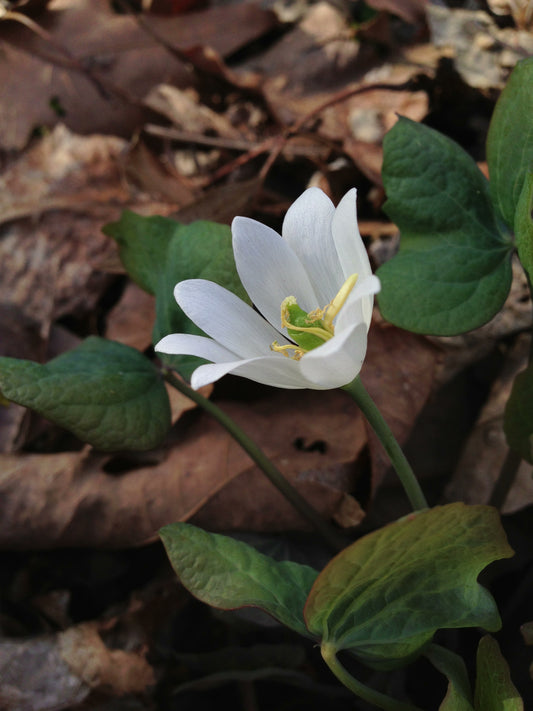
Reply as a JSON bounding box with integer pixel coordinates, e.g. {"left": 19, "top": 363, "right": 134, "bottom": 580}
{"left": 270, "top": 273, "right": 359, "bottom": 361}
{"left": 280, "top": 298, "right": 331, "bottom": 341}
{"left": 270, "top": 341, "right": 305, "bottom": 360}
{"left": 281, "top": 321, "right": 333, "bottom": 342}
{"left": 322, "top": 273, "right": 358, "bottom": 331}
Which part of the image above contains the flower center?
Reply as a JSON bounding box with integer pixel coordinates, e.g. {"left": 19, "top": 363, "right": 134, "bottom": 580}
{"left": 271, "top": 273, "right": 358, "bottom": 360}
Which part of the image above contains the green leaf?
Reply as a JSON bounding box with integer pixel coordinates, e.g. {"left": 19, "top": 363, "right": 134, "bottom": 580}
{"left": 104, "top": 213, "right": 250, "bottom": 378}
{"left": 0, "top": 337, "right": 171, "bottom": 451}
{"left": 504, "top": 363, "right": 533, "bottom": 463}
{"left": 425, "top": 645, "right": 474, "bottom": 711}
{"left": 103, "top": 211, "right": 177, "bottom": 294}
{"left": 377, "top": 117, "right": 513, "bottom": 336}
{"left": 487, "top": 57, "right": 533, "bottom": 229}
{"left": 514, "top": 169, "right": 533, "bottom": 280}
{"left": 160, "top": 522, "right": 319, "bottom": 638}
{"left": 474, "top": 636, "right": 524, "bottom": 711}
{"left": 304, "top": 504, "right": 513, "bottom": 670}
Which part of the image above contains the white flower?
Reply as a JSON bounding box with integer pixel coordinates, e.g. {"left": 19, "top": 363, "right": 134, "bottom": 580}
{"left": 155, "top": 187, "right": 380, "bottom": 390}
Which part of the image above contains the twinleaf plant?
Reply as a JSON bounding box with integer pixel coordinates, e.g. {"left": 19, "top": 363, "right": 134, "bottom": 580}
{"left": 0, "top": 57, "right": 531, "bottom": 710}
{"left": 377, "top": 57, "right": 533, "bottom": 471}
{"left": 161, "top": 504, "right": 513, "bottom": 711}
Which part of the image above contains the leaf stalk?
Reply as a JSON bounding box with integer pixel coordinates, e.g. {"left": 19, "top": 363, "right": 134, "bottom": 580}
{"left": 321, "top": 642, "right": 424, "bottom": 711}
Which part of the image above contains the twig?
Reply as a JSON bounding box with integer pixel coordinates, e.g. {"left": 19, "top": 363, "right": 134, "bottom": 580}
{"left": 211, "top": 77, "right": 422, "bottom": 186}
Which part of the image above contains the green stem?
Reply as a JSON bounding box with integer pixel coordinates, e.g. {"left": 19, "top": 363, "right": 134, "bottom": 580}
{"left": 321, "top": 642, "right": 424, "bottom": 711}
{"left": 163, "top": 370, "right": 347, "bottom": 552}
{"left": 342, "top": 377, "right": 427, "bottom": 511}
{"left": 488, "top": 446, "right": 523, "bottom": 510}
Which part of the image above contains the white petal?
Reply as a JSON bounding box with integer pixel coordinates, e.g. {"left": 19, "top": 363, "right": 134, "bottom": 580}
{"left": 191, "top": 354, "right": 313, "bottom": 390}
{"left": 175, "top": 280, "right": 288, "bottom": 358}
{"left": 332, "top": 189, "right": 373, "bottom": 281}
{"left": 336, "top": 275, "right": 381, "bottom": 333}
{"left": 281, "top": 187, "right": 342, "bottom": 304}
{"left": 232, "top": 216, "right": 319, "bottom": 329}
{"left": 155, "top": 333, "right": 237, "bottom": 362}
{"left": 299, "top": 322, "right": 369, "bottom": 388}
{"left": 190, "top": 362, "right": 239, "bottom": 389}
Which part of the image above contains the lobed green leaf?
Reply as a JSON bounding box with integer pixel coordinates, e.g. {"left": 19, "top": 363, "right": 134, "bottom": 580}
{"left": 160, "top": 522, "right": 319, "bottom": 639}
{"left": 514, "top": 169, "right": 533, "bottom": 281}
{"left": 304, "top": 504, "right": 513, "bottom": 670}
{"left": 0, "top": 337, "right": 171, "bottom": 451}
{"left": 487, "top": 57, "right": 533, "bottom": 230}
{"left": 474, "top": 636, "right": 523, "bottom": 711}
{"left": 425, "top": 645, "right": 474, "bottom": 711}
{"left": 377, "top": 117, "right": 513, "bottom": 336}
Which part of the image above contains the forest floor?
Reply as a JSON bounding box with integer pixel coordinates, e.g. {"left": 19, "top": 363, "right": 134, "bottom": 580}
{"left": 0, "top": 0, "right": 532, "bottom": 709}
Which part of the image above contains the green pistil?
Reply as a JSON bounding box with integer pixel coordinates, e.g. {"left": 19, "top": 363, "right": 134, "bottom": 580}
{"left": 270, "top": 274, "right": 359, "bottom": 361}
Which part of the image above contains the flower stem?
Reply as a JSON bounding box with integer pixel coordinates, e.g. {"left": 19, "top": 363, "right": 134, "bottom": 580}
{"left": 489, "top": 443, "right": 524, "bottom": 510}
{"left": 342, "top": 377, "right": 427, "bottom": 511}
{"left": 163, "top": 369, "right": 347, "bottom": 552}
{"left": 321, "top": 642, "right": 424, "bottom": 711}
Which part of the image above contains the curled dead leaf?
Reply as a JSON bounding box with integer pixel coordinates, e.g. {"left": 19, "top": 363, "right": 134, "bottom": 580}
{"left": 58, "top": 622, "right": 155, "bottom": 694}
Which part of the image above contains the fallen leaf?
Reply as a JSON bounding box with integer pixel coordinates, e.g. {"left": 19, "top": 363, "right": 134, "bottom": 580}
{"left": 0, "top": 619, "right": 155, "bottom": 710}
{"left": 339, "top": 85, "right": 429, "bottom": 184}
{"left": 171, "top": 176, "right": 263, "bottom": 225}
{"left": 144, "top": 84, "right": 242, "bottom": 139}
{"left": 0, "top": 635, "right": 90, "bottom": 711}
{"left": 236, "top": 2, "right": 433, "bottom": 141}
{"left": 0, "top": 304, "right": 46, "bottom": 453}
{"left": 192, "top": 388, "right": 367, "bottom": 532}
{"left": 105, "top": 282, "right": 156, "bottom": 354}
{"left": 0, "top": 386, "right": 360, "bottom": 548}
{"left": 58, "top": 622, "right": 155, "bottom": 694}
{"left": 445, "top": 333, "right": 533, "bottom": 513}
{"left": 0, "top": 124, "right": 197, "bottom": 362}
{"left": 0, "top": 0, "right": 279, "bottom": 149}
{"left": 427, "top": 5, "right": 533, "bottom": 90}
{"left": 124, "top": 138, "right": 196, "bottom": 204}
{"left": 0, "top": 311, "right": 441, "bottom": 548}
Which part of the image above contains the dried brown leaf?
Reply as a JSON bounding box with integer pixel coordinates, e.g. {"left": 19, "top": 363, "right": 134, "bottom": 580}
{"left": 0, "top": 0, "right": 278, "bottom": 149}
{"left": 105, "top": 283, "right": 156, "bottom": 354}
{"left": 0, "top": 408, "right": 244, "bottom": 548}
{"left": 428, "top": 5, "right": 533, "bottom": 89}
{"left": 144, "top": 84, "right": 242, "bottom": 138}
{"left": 0, "top": 125, "right": 196, "bottom": 351}
{"left": 192, "top": 388, "right": 367, "bottom": 532}
{"left": 0, "top": 619, "right": 155, "bottom": 710}
{"left": 445, "top": 333, "right": 533, "bottom": 513}
{"left": 58, "top": 622, "right": 155, "bottom": 694}
{"left": 0, "top": 313, "right": 441, "bottom": 548}
{"left": 171, "top": 176, "right": 263, "bottom": 224}
{"left": 124, "top": 138, "right": 196, "bottom": 204}
{"left": 0, "top": 305, "right": 46, "bottom": 452}
{"left": 0, "top": 634, "right": 90, "bottom": 711}
{"left": 341, "top": 87, "right": 428, "bottom": 184}
{"left": 0, "top": 384, "right": 362, "bottom": 548}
